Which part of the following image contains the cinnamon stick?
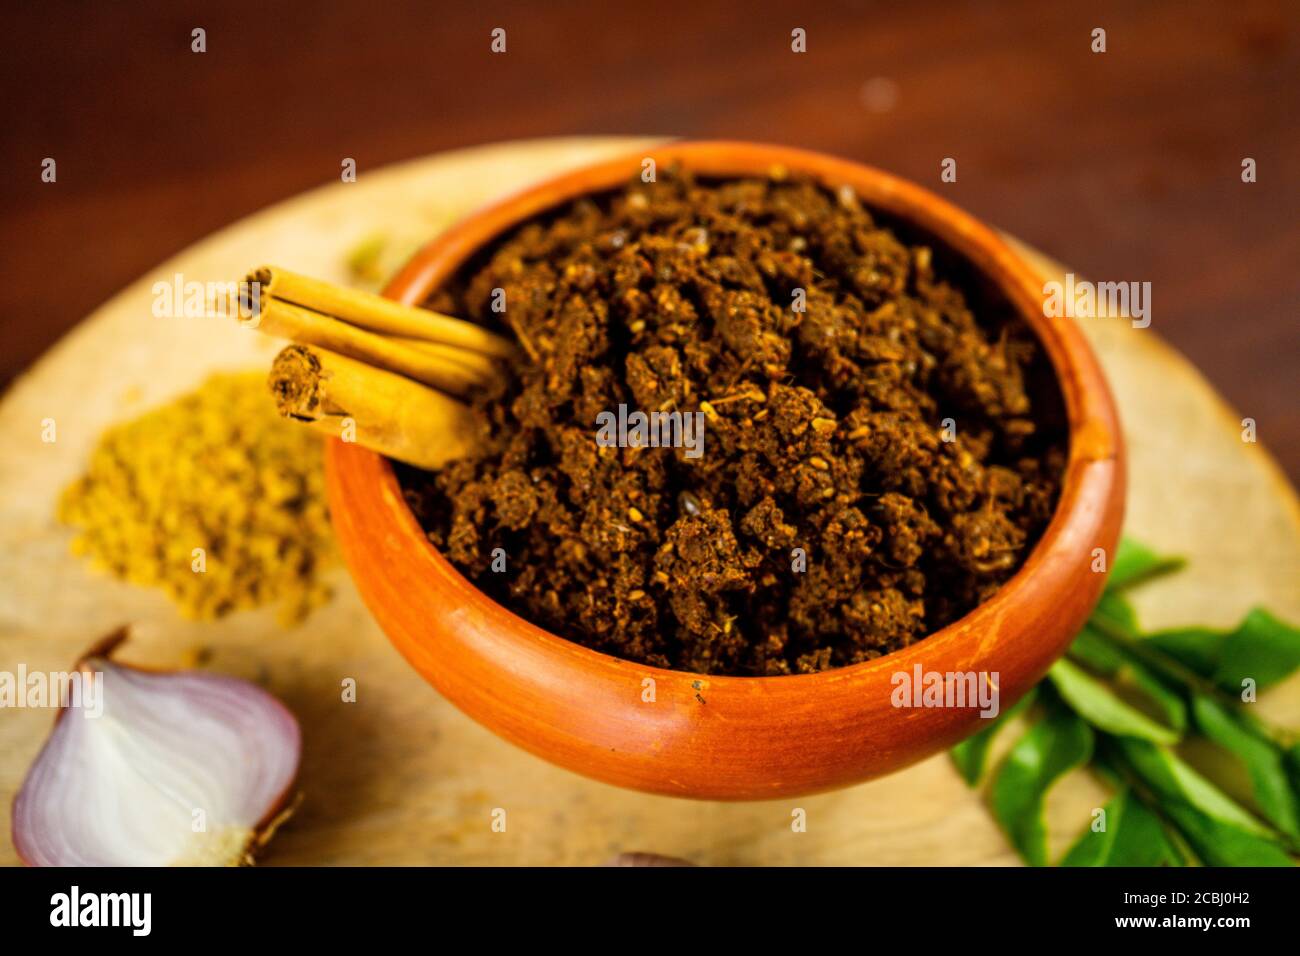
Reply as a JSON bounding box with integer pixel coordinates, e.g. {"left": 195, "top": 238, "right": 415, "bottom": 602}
{"left": 268, "top": 344, "right": 481, "bottom": 470}
{"left": 244, "top": 297, "right": 494, "bottom": 397}
{"left": 244, "top": 265, "right": 516, "bottom": 360}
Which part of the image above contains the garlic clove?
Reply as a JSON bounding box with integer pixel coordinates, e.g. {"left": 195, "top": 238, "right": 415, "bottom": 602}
{"left": 12, "top": 632, "right": 301, "bottom": 867}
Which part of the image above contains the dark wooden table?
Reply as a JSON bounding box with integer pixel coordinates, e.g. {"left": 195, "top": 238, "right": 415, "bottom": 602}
{"left": 3, "top": 0, "right": 1296, "bottom": 480}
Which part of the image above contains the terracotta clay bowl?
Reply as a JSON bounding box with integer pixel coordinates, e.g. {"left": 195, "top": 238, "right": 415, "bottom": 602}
{"left": 326, "top": 141, "right": 1124, "bottom": 800}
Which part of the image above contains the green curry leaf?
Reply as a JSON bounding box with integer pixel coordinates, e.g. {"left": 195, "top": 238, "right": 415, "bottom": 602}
{"left": 990, "top": 704, "right": 1094, "bottom": 866}
{"left": 1190, "top": 694, "right": 1300, "bottom": 838}
{"left": 1059, "top": 787, "right": 1183, "bottom": 867}
{"left": 1048, "top": 658, "right": 1180, "bottom": 744}
{"left": 1089, "top": 592, "right": 1139, "bottom": 634}
{"left": 950, "top": 539, "right": 1300, "bottom": 867}
{"left": 1288, "top": 743, "right": 1300, "bottom": 793}
{"left": 1111, "top": 738, "right": 1275, "bottom": 838}
{"left": 1148, "top": 609, "right": 1300, "bottom": 693}
{"left": 1143, "top": 627, "right": 1222, "bottom": 677}
{"left": 1159, "top": 801, "right": 1296, "bottom": 867}
{"left": 1213, "top": 609, "right": 1300, "bottom": 693}
{"left": 949, "top": 687, "right": 1037, "bottom": 786}
{"left": 1067, "top": 626, "right": 1188, "bottom": 734}
{"left": 1106, "top": 539, "right": 1185, "bottom": 592}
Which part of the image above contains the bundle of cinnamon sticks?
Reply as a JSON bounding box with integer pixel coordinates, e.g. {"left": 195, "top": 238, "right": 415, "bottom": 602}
{"left": 239, "top": 266, "right": 517, "bottom": 469}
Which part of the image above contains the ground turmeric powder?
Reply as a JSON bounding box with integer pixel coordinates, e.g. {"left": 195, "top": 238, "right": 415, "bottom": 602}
{"left": 59, "top": 371, "right": 334, "bottom": 624}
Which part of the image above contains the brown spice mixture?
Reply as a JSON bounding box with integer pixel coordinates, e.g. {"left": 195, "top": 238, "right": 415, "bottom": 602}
{"left": 399, "top": 170, "right": 1066, "bottom": 676}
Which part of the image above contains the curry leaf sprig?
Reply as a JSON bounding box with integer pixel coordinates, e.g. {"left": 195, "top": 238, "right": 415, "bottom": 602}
{"left": 951, "top": 539, "right": 1300, "bottom": 867}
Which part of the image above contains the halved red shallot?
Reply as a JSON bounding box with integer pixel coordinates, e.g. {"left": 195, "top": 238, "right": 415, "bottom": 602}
{"left": 12, "top": 631, "right": 301, "bottom": 866}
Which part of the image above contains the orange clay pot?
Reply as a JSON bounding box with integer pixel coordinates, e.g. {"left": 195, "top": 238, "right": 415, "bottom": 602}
{"left": 326, "top": 141, "right": 1125, "bottom": 800}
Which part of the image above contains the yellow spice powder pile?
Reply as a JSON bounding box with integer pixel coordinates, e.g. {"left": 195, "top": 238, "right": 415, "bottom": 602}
{"left": 59, "top": 371, "right": 334, "bottom": 624}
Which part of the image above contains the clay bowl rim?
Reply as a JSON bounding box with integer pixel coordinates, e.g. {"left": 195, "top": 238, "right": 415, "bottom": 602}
{"left": 335, "top": 138, "right": 1122, "bottom": 693}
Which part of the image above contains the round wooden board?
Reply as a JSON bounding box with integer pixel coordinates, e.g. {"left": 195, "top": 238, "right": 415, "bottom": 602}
{"left": 1, "top": 137, "right": 1297, "bottom": 866}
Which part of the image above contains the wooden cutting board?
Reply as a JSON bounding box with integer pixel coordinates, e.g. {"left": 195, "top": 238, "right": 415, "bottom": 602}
{"left": 1, "top": 137, "right": 1297, "bottom": 866}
